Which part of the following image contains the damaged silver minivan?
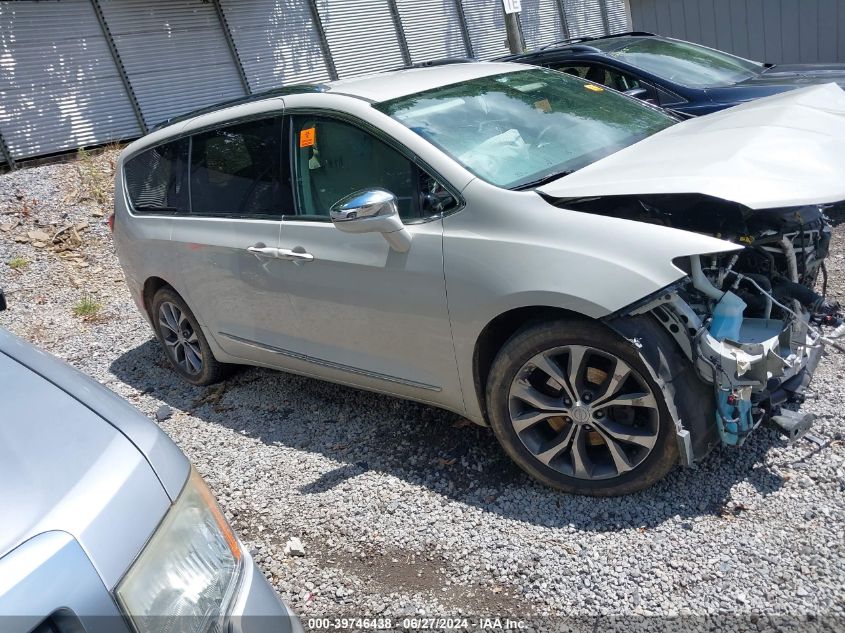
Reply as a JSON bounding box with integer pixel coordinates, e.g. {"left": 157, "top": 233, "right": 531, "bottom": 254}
{"left": 112, "top": 63, "right": 845, "bottom": 495}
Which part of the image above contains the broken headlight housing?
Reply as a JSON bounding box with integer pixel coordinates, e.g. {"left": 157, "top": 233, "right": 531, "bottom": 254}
{"left": 115, "top": 468, "right": 242, "bottom": 633}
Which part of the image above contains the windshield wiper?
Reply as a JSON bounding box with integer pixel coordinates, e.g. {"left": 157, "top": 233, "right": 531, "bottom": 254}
{"left": 511, "top": 170, "right": 574, "bottom": 191}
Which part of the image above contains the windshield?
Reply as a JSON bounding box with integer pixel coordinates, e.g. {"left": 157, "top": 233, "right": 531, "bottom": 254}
{"left": 609, "top": 38, "right": 763, "bottom": 87}
{"left": 376, "top": 69, "right": 675, "bottom": 189}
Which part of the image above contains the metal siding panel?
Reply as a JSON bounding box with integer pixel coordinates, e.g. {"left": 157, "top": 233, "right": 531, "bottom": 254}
{"left": 629, "top": 0, "right": 844, "bottom": 63}
{"left": 653, "top": 0, "right": 672, "bottom": 35}
{"left": 562, "top": 0, "right": 607, "bottom": 38}
{"left": 728, "top": 1, "right": 749, "bottom": 58}
{"left": 681, "top": 0, "right": 701, "bottom": 42}
{"left": 839, "top": 0, "right": 845, "bottom": 61}
{"left": 605, "top": 0, "right": 630, "bottom": 33}
{"left": 0, "top": 0, "right": 141, "bottom": 160}
{"left": 630, "top": 1, "right": 655, "bottom": 32}
{"left": 220, "top": 0, "right": 330, "bottom": 90}
{"left": 521, "top": 0, "right": 565, "bottom": 50}
{"left": 696, "top": 0, "right": 718, "bottom": 49}
{"left": 462, "top": 0, "right": 508, "bottom": 59}
{"left": 799, "top": 0, "right": 819, "bottom": 62}
{"left": 395, "top": 0, "right": 468, "bottom": 63}
{"left": 709, "top": 0, "right": 730, "bottom": 52}
{"left": 667, "top": 0, "right": 685, "bottom": 38}
{"left": 762, "top": 0, "right": 782, "bottom": 63}
{"left": 315, "top": 0, "right": 405, "bottom": 78}
{"left": 98, "top": 0, "right": 245, "bottom": 128}
{"left": 745, "top": 0, "right": 766, "bottom": 62}
{"left": 780, "top": 0, "right": 801, "bottom": 64}
{"left": 818, "top": 0, "right": 838, "bottom": 63}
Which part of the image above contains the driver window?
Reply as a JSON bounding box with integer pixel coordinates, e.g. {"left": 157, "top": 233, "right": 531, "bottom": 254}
{"left": 189, "top": 117, "right": 292, "bottom": 218}
{"left": 554, "top": 64, "right": 648, "bottom": 95}
{"left": 291, "top": 115, "right": 451, "bottom": 222}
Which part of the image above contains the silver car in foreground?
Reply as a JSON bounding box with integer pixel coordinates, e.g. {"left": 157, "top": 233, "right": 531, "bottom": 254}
{"left": 113, "top": 62, "right": 845, "bottom": 495}
{"left": 0, "top": 321, "right": 300, "bottom": 632}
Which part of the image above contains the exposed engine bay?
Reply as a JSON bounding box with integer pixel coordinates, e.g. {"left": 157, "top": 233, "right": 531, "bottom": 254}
{"left": 558, "top": 194, "right": 844, "bottom": 455}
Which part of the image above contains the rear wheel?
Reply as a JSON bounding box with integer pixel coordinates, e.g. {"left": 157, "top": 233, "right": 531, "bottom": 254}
{"left": 486, "top": 319, "right": 679, "bottom": 496}
{"left": 151, "top": 287, "right": 228, "bottom": 386}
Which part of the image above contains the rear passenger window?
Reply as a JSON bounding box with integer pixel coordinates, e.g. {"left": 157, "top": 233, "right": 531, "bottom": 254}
{"left": 189, "top": 117, "right": 291, "bottom": 218}
{"left": 124, "top": 138, "right": 189, "bottom": 214}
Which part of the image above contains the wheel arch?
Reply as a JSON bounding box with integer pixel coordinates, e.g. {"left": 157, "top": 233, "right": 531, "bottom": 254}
{"left": 142, "top": 276, "right": 174, "bottom": 319}
{"left": 472, "top": 305, "right": 592, "bottom": 421}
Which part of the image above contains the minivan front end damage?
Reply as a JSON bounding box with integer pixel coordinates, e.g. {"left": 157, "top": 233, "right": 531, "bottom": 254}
{"left": 594, "top": 198, "right": 842, "bottom": 462}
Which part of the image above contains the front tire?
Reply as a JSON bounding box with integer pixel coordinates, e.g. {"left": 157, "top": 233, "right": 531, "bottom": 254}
{"left": 150, "top": 286, "right": 228, "bottom": 386}
{"left": 486, "top": 318, "right": 680, "bottom": 496}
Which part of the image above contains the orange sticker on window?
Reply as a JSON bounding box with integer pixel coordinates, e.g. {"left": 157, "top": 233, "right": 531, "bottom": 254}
{"left": 299, "top": 127, "right": 316, "bottom": 148}
{"left": 585, "top": 84, "right": 604, "bottom": 92}
{"left": 534, "top": 98, "right": 552, "bottom": 113}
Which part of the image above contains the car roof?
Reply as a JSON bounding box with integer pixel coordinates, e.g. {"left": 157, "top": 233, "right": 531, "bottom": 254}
{"left": 504, "top": 31, "right": 658, "bottom": 60}
{"left": 326, "top": 62, "right": 525, "bottom": 101}
{"left": 153, "top": 62, "right": 526, "bottom": 131}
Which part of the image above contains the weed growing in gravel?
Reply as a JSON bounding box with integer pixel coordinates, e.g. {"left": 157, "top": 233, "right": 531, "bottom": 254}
{"left": 72, "top": 294, "right": 102, "bottom": 318}
{"left": 8, "top": 256, "right": 29, "bottom": 270}
{"left": 76, "top": 147, "right": 114, "bottom": 210}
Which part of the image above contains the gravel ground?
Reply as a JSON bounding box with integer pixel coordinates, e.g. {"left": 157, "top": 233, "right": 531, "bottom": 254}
{"left": 2, "top": 152, "right": 844, "bottom": 631}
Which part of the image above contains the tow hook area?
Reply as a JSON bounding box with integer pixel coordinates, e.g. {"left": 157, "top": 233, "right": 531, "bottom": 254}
{"left": 768, "top": 409, "right": 816, "bottom": 443}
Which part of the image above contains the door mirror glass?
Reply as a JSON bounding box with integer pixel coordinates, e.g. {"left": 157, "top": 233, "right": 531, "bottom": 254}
{"left": 330, "top": 189, "right": 412, "bottom": 252}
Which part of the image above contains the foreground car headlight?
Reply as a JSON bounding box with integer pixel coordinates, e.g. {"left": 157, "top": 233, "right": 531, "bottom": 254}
{"left": 115, "top": 468, "right": 242, "bottom": 633}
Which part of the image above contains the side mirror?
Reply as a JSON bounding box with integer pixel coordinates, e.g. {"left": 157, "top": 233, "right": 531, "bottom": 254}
{"left": 330, "top": 189, "right": 412, "bottom": 253}
{"left": 624, "top": 87, "right": 649, "bottom": 100}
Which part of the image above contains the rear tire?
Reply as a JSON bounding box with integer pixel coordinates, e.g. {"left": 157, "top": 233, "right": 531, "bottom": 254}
{"left": 486, "top": 318, "right": 681, "bottom": 496}
{"left": 150, "top": 287, "right": 228, "bottom": 386}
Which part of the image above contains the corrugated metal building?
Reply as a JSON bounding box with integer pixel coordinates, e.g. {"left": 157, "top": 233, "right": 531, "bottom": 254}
{"left": 629, "top": 0, "right": 845, "bottom": 66}
{"left": 0, "top": 0, "right": 630, "bottom": 167}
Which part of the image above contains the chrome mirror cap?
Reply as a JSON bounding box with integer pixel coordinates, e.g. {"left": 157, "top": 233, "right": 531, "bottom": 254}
{"left": 329, "top": 189, "right": 412, "bottom": 252}
{"left": 330, "top": 188, "right": 398, "bottom": 222}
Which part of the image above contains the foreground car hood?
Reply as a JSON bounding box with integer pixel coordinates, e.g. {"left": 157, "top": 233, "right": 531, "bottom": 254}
{"left": 538, "top": 83, "right": 845, "bottom": 209}
{"left": 0, "top": 340, "right": 174, "bottom": 588}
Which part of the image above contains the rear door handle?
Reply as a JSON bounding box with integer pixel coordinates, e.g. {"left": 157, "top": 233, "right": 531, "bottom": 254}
{"left": 277, "top": 248, "right": 314, "bottom": 262}
{"left": 247, "top": 245, "right": 279, "bottom": 258}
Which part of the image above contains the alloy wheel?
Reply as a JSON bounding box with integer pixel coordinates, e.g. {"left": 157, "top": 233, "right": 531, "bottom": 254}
{"left": 507, "top": 345, "right": 660, "bottom": 480}
{"left": 158, "top": 301, "right": 203, "bottom": 375}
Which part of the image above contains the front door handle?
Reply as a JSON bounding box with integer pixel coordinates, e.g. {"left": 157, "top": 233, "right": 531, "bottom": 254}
{"left": 247, "top": 245, "right": 279, "bottom": 258}
{"left": 277, "top": 248, "right": 314, "bottom": 262}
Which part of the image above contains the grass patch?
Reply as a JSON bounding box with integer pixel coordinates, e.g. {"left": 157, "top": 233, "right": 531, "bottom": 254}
{"left": 72, "top": 294, "right": 102, "bottom": 318}
{"left": 8, "top": 256, "right": 29, "bottom": 270}
{"left": 77, "top": 146, "right": 114, "bottom": 210}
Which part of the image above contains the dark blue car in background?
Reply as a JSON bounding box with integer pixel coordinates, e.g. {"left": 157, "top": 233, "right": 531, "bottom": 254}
{"left": 502, "top": 32, "right": 845, "bottom": 117}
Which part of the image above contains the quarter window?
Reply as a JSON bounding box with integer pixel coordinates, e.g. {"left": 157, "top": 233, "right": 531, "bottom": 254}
{"left": 124, "top": 139, "right": 189, "bottom": 214}
{"left": 189, "top": 117, "right": 291, "bottom": 218}
{"left": 290, "top": 115, "right": 455, "bottom": 222}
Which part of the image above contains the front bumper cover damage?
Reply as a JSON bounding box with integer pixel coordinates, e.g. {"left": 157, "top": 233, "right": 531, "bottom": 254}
{"left": 607, "top": 271, "right": 830, "bottom": 465}
{"left": 695, "top": 314, "right": 822, "bottom": 445}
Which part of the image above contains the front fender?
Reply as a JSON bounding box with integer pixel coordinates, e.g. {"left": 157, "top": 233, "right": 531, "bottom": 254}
{"left": 444, "top": 180, "right": 740, "bottom": 422}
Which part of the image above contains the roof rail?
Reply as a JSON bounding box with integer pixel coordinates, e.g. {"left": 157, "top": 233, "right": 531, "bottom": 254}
{"left": 410, "top": 57, "right": 477, "bottom": 69}
{"left": 537, "top": 30, "right": 656, "bottom": 51}
{"left": 151, "top": 83, "right": 329, "bottom": 131}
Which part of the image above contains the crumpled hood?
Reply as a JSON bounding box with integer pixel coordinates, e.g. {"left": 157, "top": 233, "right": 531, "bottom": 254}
{"left": 538, "top": 83, "right": 845, "bottom": 210}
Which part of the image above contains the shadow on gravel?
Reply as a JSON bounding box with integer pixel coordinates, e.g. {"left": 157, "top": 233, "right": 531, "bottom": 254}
{"left": 112, "top": 339, "right": 786, "bottom": 531}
